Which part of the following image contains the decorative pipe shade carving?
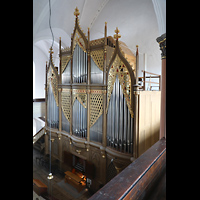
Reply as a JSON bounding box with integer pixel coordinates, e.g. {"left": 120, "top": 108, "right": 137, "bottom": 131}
{"left": 47, "top": 64, "right": 59, "bottom": 107}
{"left": 72, "top": 89, "right": 87, "bottom": 109}
{"left": 107, "top": 55, "right": 133, "bottom": 117}
{"left": 61, "top": 55, "right": 71, "bottom": 74}
{"left": 73, "top": 30, "right": 87, "bottom": 54}
{"left": 90, "top": 93, "right": 103, "bottom": 128}
{"left": 61, "top": 90, "right": 71, "bottom": 123}
{"left": 90, "top": 49, "right": 104, "bottom": 71}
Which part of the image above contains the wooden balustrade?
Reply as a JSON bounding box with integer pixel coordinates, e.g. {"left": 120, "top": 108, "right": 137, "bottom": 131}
{"left": 138, "top": 70, "right": 161, "bottom": 91}
{"left": 88, "top": 137, "right": 166, "bottom": 200}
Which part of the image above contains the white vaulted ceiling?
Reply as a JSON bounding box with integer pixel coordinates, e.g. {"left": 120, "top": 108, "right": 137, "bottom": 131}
{"left": 33, "top": 0, "right": 166, "bottom": 98}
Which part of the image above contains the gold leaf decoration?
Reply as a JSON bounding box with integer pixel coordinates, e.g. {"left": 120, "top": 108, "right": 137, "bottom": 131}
{"left": 107, "top": 55, "right": 133, "bottom": 117}
{"left": 61, "top": 90, "right": 71, "bottom": 123}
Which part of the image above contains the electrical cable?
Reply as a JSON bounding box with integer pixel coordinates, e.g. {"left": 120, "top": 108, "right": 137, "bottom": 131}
{"left": 49, "top": 0, "right": 54, "bottom": 49}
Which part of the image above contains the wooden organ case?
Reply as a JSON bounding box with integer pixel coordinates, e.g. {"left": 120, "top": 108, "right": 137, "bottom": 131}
{"left": 44, "top": 7, "right": 161, "bottom": 192}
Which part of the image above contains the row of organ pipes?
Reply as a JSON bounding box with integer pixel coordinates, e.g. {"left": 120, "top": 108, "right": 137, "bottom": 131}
{"left": 72, "top": 100, "right": 87, "bottom": 138}
{"left": 107, "top": 76, "right": 133, "bottom": 153}
{"left": 47, "top": 82, "right": 59, "bottom": 129}
{"left": 72, "top": 44, "right": 87, "bottom": 83}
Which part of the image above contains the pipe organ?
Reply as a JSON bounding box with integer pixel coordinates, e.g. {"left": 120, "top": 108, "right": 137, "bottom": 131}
{"left": 44, "top": 7, "right": 161, "bottom": 192}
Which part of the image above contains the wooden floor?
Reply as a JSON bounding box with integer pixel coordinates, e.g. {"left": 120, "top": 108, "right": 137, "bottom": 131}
{"left": 33, "top": 148, "right": 92, "bottom": 200}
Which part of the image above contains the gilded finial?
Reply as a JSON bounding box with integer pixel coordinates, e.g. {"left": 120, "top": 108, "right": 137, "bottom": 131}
{"left": 74, "top": 7, "right": 80, "bottom": 17}
{"left": 49, "top": 46, "right": 54, "bottom": 54}
{"left": 114, "top": 27, "right": 121, "bottom": 40}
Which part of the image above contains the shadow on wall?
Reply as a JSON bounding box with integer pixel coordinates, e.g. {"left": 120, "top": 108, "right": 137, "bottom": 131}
{"left": 138, "top": 121, "right": 160, "bottom": 157}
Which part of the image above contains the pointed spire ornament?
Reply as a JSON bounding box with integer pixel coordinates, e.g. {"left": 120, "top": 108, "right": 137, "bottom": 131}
{"left": 114, "top": 27, "right": 121, "bottom": 40}
{"left": 74, "top": 7, "right": 80, "bottom": 18}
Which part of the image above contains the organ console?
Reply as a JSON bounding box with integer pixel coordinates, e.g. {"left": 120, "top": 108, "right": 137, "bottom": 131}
{"left": 64, "top": 171, "right": 86, "bottom": 192}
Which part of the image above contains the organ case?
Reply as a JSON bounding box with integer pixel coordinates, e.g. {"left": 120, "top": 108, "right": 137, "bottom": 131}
{"left": 44, "top": 7, "right": 161, "bottom": 192}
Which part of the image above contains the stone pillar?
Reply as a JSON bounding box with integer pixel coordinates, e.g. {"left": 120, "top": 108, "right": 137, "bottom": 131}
{"left": 156, "top": 33, "right": 166, "bottom": 139}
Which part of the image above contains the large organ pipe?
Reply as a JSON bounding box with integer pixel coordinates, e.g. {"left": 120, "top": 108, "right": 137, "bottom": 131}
{"left": 106, "top": 75, "right": 134, "bottom": 154}
{"left": 82, "top": 48, "right": 85, "bottom": 83}
{"left": 115, "top": 79, "right": 119, "bottom": 148}
{"left": 85, "top": 51, "right": 87, "bottom": 82}
{"left": 123, "top": 95, "right": 127, "bottom": 152}
{"left": 47, "top": 82, "right": 59, "bottom": 128}
{"left": 78, "top": 45, "right": 81, "bottom": 83}
{"left": 119, "top": 79, "right": 123, "bottom": 152}
{"left": 112, "top": 81, "right": 115, "bottom": 147}
{"left": 127, "top": 109, "right": 130, "bottom": 153}
{"left": 80, "top": 45, "right": 83, "bottom": 83}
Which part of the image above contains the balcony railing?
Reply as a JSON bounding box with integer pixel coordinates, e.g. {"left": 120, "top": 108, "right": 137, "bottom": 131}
{"left": 88, "top": 137, "right": 166, "bottom": 200}
{"left": 138, "top": 70, "right": 161, "bottom": 91}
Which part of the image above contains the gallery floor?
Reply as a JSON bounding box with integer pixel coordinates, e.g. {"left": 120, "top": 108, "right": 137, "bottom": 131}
{"left": 33, "top": 148, "right": 92, "bottom": 200}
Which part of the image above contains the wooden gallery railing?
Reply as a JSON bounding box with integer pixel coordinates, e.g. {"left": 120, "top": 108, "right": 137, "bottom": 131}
{"left": 138, "top": 70, "right": 161, "bottom": 91}
{"left": 88, "top": 137, "right": 166, "bottom": 200}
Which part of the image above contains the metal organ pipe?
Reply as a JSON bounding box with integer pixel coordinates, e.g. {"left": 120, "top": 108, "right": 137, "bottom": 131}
{"left": 72, "top": 44, "right": 88, "bottom": 139}
{"left": 111, "top": 81, "right": 115, "bottom": 148}
{"left": 115, "top": 77, "right": 119, "bottom": 148}
{"left": 123, "top": 95, "right": 127, "bottom": 152}
{"left": 78, "top": 45, "right": 81, "bottom": 83}
{"left": 47, "top": 82, "right": 59, "bottom": 129}
{"left": 107, "top": 76, "right": 133, "bottom": 154}
{"left": 119, "top": 78, "right": 123, "bottom": 152}
{"left": 73, "top": 44, "right": 87, "bottom": 83}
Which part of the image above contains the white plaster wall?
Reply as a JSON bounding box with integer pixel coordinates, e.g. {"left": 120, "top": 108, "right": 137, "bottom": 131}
{"left": 33, "top": 45, "right": 47, "bottom": 98}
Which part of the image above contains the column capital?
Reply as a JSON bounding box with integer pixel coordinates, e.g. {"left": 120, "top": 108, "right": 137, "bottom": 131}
{"left": 156, "top": 33, "right": 166, "bottom": 59}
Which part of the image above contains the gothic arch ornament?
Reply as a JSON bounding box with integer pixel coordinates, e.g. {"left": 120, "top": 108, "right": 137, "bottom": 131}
{"left": 72, "top": 7, "right": 88, "bottom": 54}
{"left": 47, "top": 48, "right": 59, "bottom": 107}
{"left": 107, "top": 28, "right": 135, "bottom": 118}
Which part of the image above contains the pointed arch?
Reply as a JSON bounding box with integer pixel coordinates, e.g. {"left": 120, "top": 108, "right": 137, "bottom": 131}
{"left": 72, "top": 17, "right": 88, "bottom": 53}
{"left": 47, "top": 59, "right": 59, "bottom": 106}
{"left": 107, "top": 39, "right": 135, "bottom": 117}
